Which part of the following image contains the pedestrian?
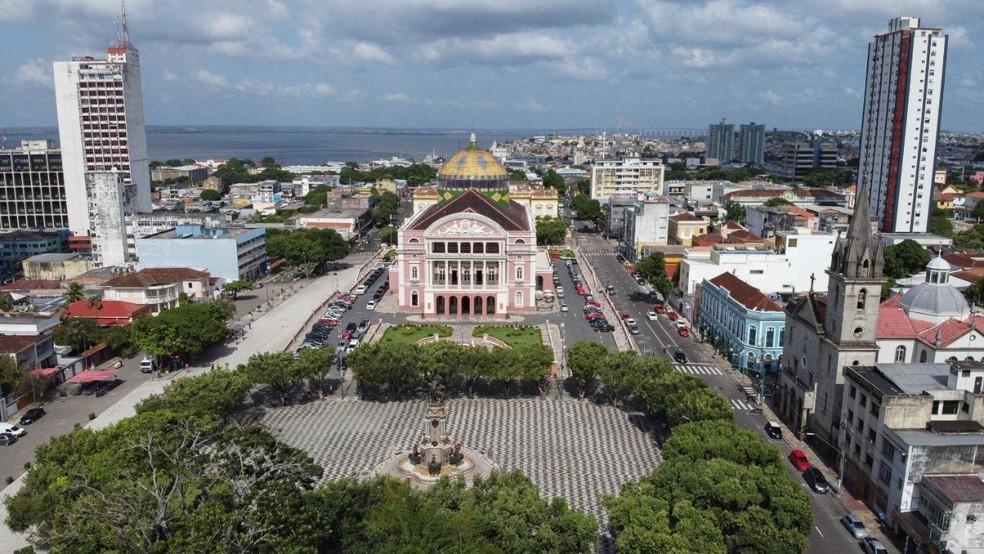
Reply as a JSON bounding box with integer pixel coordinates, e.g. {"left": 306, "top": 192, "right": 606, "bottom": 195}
{"left": 248, "top": 321, "right": 252, "bottom": 329}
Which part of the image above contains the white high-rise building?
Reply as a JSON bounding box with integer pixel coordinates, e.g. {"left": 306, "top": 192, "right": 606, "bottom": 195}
{"left": 53, "top": 6, "right": 150, "bottom": 261}
{"left": 857, "top": 17, "right": 947, "bottom": 233}
{"left": 589, "top": 158, "right": 665, "bottom": 202}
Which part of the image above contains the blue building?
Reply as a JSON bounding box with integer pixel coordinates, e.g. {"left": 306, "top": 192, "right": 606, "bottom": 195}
{"left": 697, "top": 272, "right": 785, "bottom": 376}
{"left": 136, "top": 225, "right": 267, "bottom": 282}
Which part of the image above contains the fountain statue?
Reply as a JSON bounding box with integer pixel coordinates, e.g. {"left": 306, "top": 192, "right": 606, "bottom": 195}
{"left": 371, "top": 378, "right": 496, "bottom": 488}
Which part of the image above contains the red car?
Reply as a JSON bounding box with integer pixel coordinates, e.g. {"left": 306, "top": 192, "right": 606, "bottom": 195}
{"left": 585, "top": 300, "right": 601, "bottom": 308}
{"left": 677, "top": 327, "right": 689, "bottom": 337}
{"left": 620, "top": 312, "right": 631, "bottom": 320}
{"left": 788, "top": 449, "right": 811, "bottom": 471}
{"left": 667, "top": 311, "right": 678, "bottom": 321}
{"left": 654, "top": 303, "right": 666, "bottom": 314}
{"left": 576, "top": 287, "right": 586, "bottom": 296}
{"left": 585, "top": 311, "right": 604, "bottom": 320}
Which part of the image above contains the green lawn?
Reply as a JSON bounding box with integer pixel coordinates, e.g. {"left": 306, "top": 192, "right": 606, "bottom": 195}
{"left": 379, "top": 324, "right": 453, "bottom": 345}
{"left": 472, "top": 325, "right": 543, "bottom": 349}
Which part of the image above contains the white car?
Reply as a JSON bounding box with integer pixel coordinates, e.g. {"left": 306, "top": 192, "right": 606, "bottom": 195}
{"left": 625, "top": 318, "right": 637, "bottom": 327}
{"left": 0, "top": 423, "right": 26, "bottom": 437}
{"left": 556, "top": 286, "right": 565, "bottom": 298}
{"left": 674, "top": 320, "right": 687, "bottom": 330}
{"left": 366, "top": 300, "right": 377, "bottom": 311}
{"left": 646, "top": 311, "right": 658, "bottom": 321}
{"left": 346, "top": 339, "right": 360, "bottom": 353}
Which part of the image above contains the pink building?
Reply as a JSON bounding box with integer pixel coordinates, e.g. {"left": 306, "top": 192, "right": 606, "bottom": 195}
{"left": 389, "top": 138, "right": 553, "bottom": 318}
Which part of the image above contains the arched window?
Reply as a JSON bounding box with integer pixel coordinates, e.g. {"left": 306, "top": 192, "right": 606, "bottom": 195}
{"left": 862, "top": 259, "right": 870, "bottom": 272}
{"left": 966, "top": 356, "right": 975, "bottom": 361}
{"left": 747, "top": 352, "right": 756, "bottom": 366}
{"left": 894, "top": 345, "right": 907, "bottom": 363}
{"left": 515, "top": 291, "right": 524, "bottom": 307}
{"left": 515, "top": 239, "right": 526, "bottom": 244}
{"left": 748, "top": 326, "right": 757, "bottom": 346}
{"left": 411, "top": 266, "right": 418, "bottom": 280}
{"left": 919, "top": 350, "right": 928, "bottom": 363}
{"left": 411, "top": 291, "right": 419, "bottom": 306}
{"left": 409, "top": 238, "right": 419, "bottom": 244}
{"left": 857, "top": 289, "right": 867, "bottom": 311}
{"left": 516, "top": 266, "right": 524, "bottom": 281}
{"left": 766, "top": 327, "right": 776, "bottom": 348}
{"left": 947, "top": 356, "right": 958, "bottom": 363}
{"left": 854, "top": 327, "right": 864, "bottom": 338}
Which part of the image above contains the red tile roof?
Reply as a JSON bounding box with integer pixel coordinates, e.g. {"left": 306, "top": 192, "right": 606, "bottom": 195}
{"left": 709, "top": 272, "right": 782, "bottom": 312}
{"left": 692, "top": 232, "right": 724, "bottom": 247}
{"left": 923, "top": 475, "right": 984, "bottom": 503}
{"left": 65, "top": 300, "right": 152, "bottom": 325}
{"left": 0, "top": 279, "right": 62, "bottom": 291}
{"left": 726, "top": 229, "right": 762, "bottom": 243}
{"left": 944, "top": 252, "right": 984, "bottom": 269}
{"left": 952, "top": 269, "right": 984, "bottom": 283}
{"left": 670, "top": 212, "right": 703, "bottom": 222}
{"left": 876, "top": 294, "right": 934, "bottom": 339}
{"left": 0, "top": 335, "right": 43, "bottom": 354}
{"left": 409, "top": 189, "right": 529, "bottom": 231}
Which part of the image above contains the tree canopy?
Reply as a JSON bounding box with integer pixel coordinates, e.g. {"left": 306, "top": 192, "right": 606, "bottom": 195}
{"left": 542, "top": 169, "right": 566, "bottom": 194}
{"left": 883, "top": 239, "right": 931, "bottom": 278}
{"left": 212, "top": 157, "right": 294, "bottom": 186}
{"left": 222, "top": 279, "right": 254, "bottom": 299}
{"left": 634, "top": 252, "right": 673, "bottom": 296}
{"left": 763, "top": 197, "right": 792, "bottom": 207}
{"left": 129, "top": 301, "right": 233, "bottom": 363}
{"left": 723, "top": 201, "right": 746, "bottom": 224}
{"left": 536, "top": 216, "right": 568, "bottom": 246}
{"left": 571, "top": 194, "right": 604, "bottom": 227}
{"left": 199, "top": 189, "right": 221, "bottom": 201}
{"left": 953, "top": 224, "right": 984, "bottom": 250}
{"left": 266, "top": 228, "right": 349, "bottom": 274}
{"left": 371, "top": 190, "right": 400, "bottom": 227}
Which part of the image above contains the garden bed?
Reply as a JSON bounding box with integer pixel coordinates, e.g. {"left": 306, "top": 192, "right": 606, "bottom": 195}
{"left": 472, "top": 325, "right": 543, "bottom": 349}
{"left": 379, "top": 324, "right": 453, "bottom": 345}
{"left": 547, "top": 248, "right": 575, "bottom": 259}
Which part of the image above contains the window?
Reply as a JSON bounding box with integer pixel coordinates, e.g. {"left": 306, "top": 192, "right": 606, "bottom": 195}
{"left": 411, "top": 291, "right": 418, "bottom": 306}
{"left": 932, "top": 400, "right": 940, "bottom": 414}
{"left": 856, "top": 419, "right": 864, "bottom": 433}
{"left": 894, "top": 345, "right": 907, "bottom": 363}
{"left": 871, "top": 403, "right": 880, "bottom": 418}
{"left": 748, "top": 326, "right": 757, "bottom": 345}
{"left": 878, "top": 464, "right": 892, "bottom": 485}
{"left": 854, "top": 327, "right": 864, "bottom": 338}
{"left": 864, "top": 454, "right": 874, "bottom": 468}
{"left": 868, "top": 429, "right": 877, "bottom": 443}
{"left": 860, "top": 394, "right": 867, "bottom": 408}
{"left": 766, "top": 327, "right": 775, "bottom": 348}
{"left": 460, "top": 242, "right": 471, "bottom": 254}
{"left": 515, "top": 239, "right": 525, "bottom": 245}
{"left": 919, "top": 350, "right": 928, "bottom": 363}
{"left": 857, "top": 288, "right": 867, "bottom": 310}
{"left": 515, "top": 290, "right": 524, "bottom": 307}
{"left": 850, "top": 385, "right": 857, "bottom": 398}
{"left": 473, "top": 242, "right": 484, "bottom": 254}
{"left": 516, "top": 266, "right": 523, "bottom": 281}
{"left": 941, "top": 401, "right": 960, "bottom": 415}
{"left": 486, "top": 242, "right": 499, "bottom": 254}
{"left": 750, "top": 269, "right": 764, "bottom": 274}
{"left": 881, "top": 441, "right": 895, "bottom": 463}
{"left": 411, "top": 266, "right": 418, "bottom": 280}
{"left": 432, "top": 242, "right": 445, "bottom": 253}
{"left": 447, "top": 242, "right": 458, "bottom": 254}
{"left": 847, "top": 409, "right": 854, "bottom": 425}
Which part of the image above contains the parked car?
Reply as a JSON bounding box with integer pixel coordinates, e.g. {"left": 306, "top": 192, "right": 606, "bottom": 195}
{"left": 0, "top": 423, "right": 27, "bottom": 438}
{"left": 673, "top": 350, "right": 688, "bottom": 364}
{"left": 861, "top": 537, "right": 887, "bottom": 554}
{"left": 366, "top": 300, "right": 377, "bottom": 311}
{"left": 654, "top": 303, "right": 666, "bottom": 314}
{"left": 347, "top": 339, "right": 361, "bottom": 353}
{"left": 358, "top": 319, "right": 370, "bottom": 331}
{"left": 667, "top": 311, "right": 678, "bottom": 321}
{"left": 606, "top": 285, "right": 616, "bottom": 295}
{"left": 803, "top": 467, "right": 829, "bottom": 494}
{"left": 139, "top": 357, "right": 156, "bottom": 374}
{"left": 19, "top": 407, "right": 45, "bottom": 425}
{"left": 787, "top": 449, "right": 811, "bottom": 471}
{"left": 585, "top": 299, "right": 601, "bottom": 308}
{"left": 677, "top": 326, "right": 689, "bottom": 338}
{"left": 585, "top": 294, "right": 594, "bottom": 302}
{"left": 585, "top": 311, "right": 605, "bottom": 321}
{"left": 0, "top": 433, "right": 17, "bottom": 446}
{"left": 560, "top": 302, "right": 569, "bottom": 312}
{"left": 841, "top": 512, "right": 869, "bottom": 539}
{"left": 556, "top": 286, "right": 564, "bottom": 297}
{"left": 593, "top": 321, "right": 615, "bottom": 332}
{"left": 764, "top": 421, "right": 783, "bottom": 439}
{"left": 342, "top": 323, "right": 357, "bottom": 340}
{"left": 646, "top": 311, "right": 658, "bottom": 321}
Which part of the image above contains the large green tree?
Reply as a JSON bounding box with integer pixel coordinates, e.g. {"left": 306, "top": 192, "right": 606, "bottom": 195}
{"left": 371, "top": 190, "right": 401, "bottom": 227}
{"left": 266, "top": 228, "right": 349, "bottom": 274}
{"left": 293, "top": 346, "right": 337, "bottom": 398}
{"left": 883, "top": 239, "right": 931, "bottom": 278}
{"left": 199, "top": 189, "right": 221, "bottom": 201}
{"left": 723, "top": 201, "right": 746, "bottom": 224}
{"left": 634, "top": 252, "right": 673, "bottom": 295}
{"left": 542, "top": 169, "right": 566, "bottom": 194}
{"left": 536, "top": 216, "right": 568, "bottom": 245}
{"left": 222, "top": 279, "right": 254, "bottom": 299}
{"left": 129, "top": 301, "right": 233, "bottom": 364}
{"left": 953, "top": 224, "right": 984, "bottom": 250}
{"left": 64, "top": 282, "right": 86, "bottom": 303}
{"left": 567, "top": 341, "right": 607, "bottom": 398}
{"left": 571, "top": 194, "right": 604, "bottom": 227}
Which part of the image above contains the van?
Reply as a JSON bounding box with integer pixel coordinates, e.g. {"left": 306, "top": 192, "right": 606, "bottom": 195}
{"left": 139, "top": 357, "right": 155, "bottom": 374}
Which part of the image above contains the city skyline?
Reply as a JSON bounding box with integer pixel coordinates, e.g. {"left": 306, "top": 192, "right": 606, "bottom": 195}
{"left": 1, "top": 0, "right": 982, "bottom": 131}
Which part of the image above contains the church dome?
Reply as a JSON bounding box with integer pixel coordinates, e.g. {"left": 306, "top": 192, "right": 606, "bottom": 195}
{"left": 899, "top": 256, "right": 970, "bottom": 323}
{"left": 438, "top": 134, "right": 509, "bottom": 191}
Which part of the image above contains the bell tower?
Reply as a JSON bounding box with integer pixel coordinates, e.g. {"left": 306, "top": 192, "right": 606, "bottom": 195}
{"left": 824, "top": 183, "right": 886, "bottom": 345}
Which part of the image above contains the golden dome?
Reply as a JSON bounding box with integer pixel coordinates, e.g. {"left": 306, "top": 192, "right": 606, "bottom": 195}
{"left": 438, "top": 134, "right": 508, "bottom": 188}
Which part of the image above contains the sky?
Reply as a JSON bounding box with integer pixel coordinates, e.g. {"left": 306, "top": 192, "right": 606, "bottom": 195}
{"left": 1, "top": 0, "right": 982, "bottom": 131}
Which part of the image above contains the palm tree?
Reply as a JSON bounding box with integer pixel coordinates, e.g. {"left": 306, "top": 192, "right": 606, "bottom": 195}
{"left": 65, "top": 282, "right": 86, "bottom": 303}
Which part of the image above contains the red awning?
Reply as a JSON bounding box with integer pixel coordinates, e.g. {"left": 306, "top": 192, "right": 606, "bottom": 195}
{"left": 68, "top": 369, "right": 117, "bottom": 383}
{"left": 31, "top": 367, "right": 60, "bottom": 378}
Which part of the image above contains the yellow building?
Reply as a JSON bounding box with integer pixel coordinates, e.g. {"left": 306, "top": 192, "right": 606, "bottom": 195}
{"left": 668, "top": 212, "right": 709, "bottom": 246}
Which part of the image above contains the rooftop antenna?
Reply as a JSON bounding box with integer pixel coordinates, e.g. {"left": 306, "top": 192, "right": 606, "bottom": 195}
{"left": 116, "top": 0, "right": 130, "bottom": 48}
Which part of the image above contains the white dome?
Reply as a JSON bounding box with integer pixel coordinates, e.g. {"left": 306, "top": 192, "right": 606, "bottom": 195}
{"left": 926, "top": 256, "right": 951, "bottom": 271}
{"left": 899, "top": 282, "right": 970, "bottom": 323}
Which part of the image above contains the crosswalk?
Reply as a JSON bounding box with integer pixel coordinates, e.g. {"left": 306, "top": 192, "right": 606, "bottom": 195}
{"left": 673, "top": 363, "right": 724, "bottom": 376}
{"left": 730, "top": 398, "right": 756, "bottom": 411}
{"left": 581, "top": 251, "right": 616, "bottom": 257}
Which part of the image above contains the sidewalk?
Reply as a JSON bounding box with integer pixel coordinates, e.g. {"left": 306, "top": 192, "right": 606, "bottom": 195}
{"left": 0, "top": 255, "right": 372, "bottom": 551}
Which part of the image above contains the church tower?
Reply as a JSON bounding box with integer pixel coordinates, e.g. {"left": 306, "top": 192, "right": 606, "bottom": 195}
{"left": 824, "top": 184, "right": 887, "bottom": 345}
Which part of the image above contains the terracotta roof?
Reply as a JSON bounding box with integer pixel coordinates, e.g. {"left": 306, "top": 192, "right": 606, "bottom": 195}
{"left": 724, "top": 189, "right": 784, "bottom": 199}
{"left": 65, "top": 300, "right": 151, "bottom": 324}
{"left": 721, "top": 220, "right": 745, "bottom": 230}
{"left": 877, "top": 294, "right": 934, "bottom": 339}
{"left": 692, "top": 232, "right": 724, "bottom": 247}
{"left": 709, "top": 272, "right": 782, "bottom": 312}
{"left": 944, "top": 252, "right": 984, "bottom": 269}
{"left": 726, "top": 229, "right": 762, "bottom": 243}
{"left": 670, "top": 212, "right": 703, "bottom": 222}
{"left": 951, "top": 269, "right": 984, "bottom": 283}
{"left": 103, "top": 267, "right": 210, "bottom": 288}
{"left": 792, "top": 188, "right": 845, "bottom": 200}
{"left": 408, "top": 189, "right": 529, "bottom": 231}
{"left": 923, "top": 475, "right": 984, "bottom": 503}
{"left": 966, "top": 191, "right": 984, "bottom": 200}
{"left": 0, "top": 335, "right": 43, "bottom": 353}
{"left": 0, "top": 279, "right": 62, "bottom": 291}
{"left": 785, "top": 205, "right": 815, "bottom": 218}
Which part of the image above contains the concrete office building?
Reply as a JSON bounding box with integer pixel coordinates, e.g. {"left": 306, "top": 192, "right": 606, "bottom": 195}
{"left": 621, "top": 194, "right": 670, "bottom": 262}
{"left": 780, "top": 141, "right": 837, "bottom": 180}
{"left": 589, "top": 158, "right": 665, "bottom": 202}
{"left": 137, "top": 225, "right": 267, "bottom": 282}
{"left": 53, "top": 7, "right": 151, "bottom": 239}
{"left": 86, "top": 171, "right": 129, "bottom": 267}
{"left": 737, "top": 123, "right": 765, "bottom": 165}
{"left": 857, "top": 17, "right": 947, "bottom": 233}
{"left": 707, "top": 120, "right": 735, "bottom": 163}
{"left": 0, "top": 141, "right": 68, "bottom": 230}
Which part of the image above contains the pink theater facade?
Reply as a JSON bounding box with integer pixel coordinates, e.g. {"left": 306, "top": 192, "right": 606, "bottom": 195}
{"left": 389, "top": 189, "right": 553, "bottom": 318}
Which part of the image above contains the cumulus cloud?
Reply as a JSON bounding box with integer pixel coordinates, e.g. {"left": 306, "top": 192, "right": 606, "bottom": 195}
{"left": 234, "top": 79, "right": 337, "bottom": 98}
{"left": 9, "top": 58, "right": 52, "bottom": 88}
{"left": 382, "top": 92, "right": 413, "bottom": 103}
{"left": 518, "top": 97, "right": 549, "bottom": 112}
{"left": 352, "top": 41, "right": 395, "bottom": 64}
{"left": 193, "top": 69, "right": 229, "bottom": 91}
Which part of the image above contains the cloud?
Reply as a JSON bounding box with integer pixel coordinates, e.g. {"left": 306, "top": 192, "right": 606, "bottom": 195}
{"left": 382, "top": 92, "right": 413, "bottom": 104}
{"left": 162, "top": 70, "right": 178, "bottom": 82}
{"left": 352, "top": 41, "right": 395, "bottom": 64}
{"left": 415, "top": 32, "right": 574, "bottom": 65}
{"left": 9, "top": 58, "right": 52, "bottom": 88}
{"left": 233, "top": 79, "right": 337, "bottom": 98}
{"left": 759, "top": 89, "right": 783, "bottom": 105}
{"left": 518, "top": 97, "right": 549, "bottom": 112}
{"left": 193, "top": 69, "right": 229, "bottom": 91}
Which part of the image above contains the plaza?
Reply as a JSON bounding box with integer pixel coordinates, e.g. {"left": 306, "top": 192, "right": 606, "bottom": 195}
{"left": 262, "top": 396, "right": 662, "bottom": 523}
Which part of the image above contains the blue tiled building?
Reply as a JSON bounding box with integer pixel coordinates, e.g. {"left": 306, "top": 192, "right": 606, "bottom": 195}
{"left": 697, "top": 271, "right": 785, "bottom": 375}
{"left": 136, "top": 225, "right": 267, "bottom": 282}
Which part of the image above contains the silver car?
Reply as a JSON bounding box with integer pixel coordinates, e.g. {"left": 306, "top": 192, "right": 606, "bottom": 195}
{"left": 841, "top": 512, "right": 869, "bottom": 539}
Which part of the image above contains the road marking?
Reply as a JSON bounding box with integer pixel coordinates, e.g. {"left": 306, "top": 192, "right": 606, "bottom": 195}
{"left": 815, "top": 526, "right": 823, "bottom": 538}
{"left": 731, "top": 398, "right": 751, "bottom": 411}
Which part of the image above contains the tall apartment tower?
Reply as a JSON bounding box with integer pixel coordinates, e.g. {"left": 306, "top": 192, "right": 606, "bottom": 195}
{"left": 737, "top": 123, "right": 765, "bottom": 165}
{"left": 0, "top": 140, "right": 68, "bottom": 230}
{"left": 857, "top": 17, "right": 947, "bottom": 233}
{"left": 53, "top": 4, "right": 150, "bottom": 259}
{"left": 706, "top": 119, "right": 735, "bottom": 163}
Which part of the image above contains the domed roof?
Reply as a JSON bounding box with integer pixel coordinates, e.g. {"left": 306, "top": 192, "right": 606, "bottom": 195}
{"left": 438, "top": 134, "right": 508, "bottom": 182}
{"left": 926, "top": 256, "right": 951, "bottom": 271}
{"left": 899, "top": 283, "right": 970, "bottom": 322}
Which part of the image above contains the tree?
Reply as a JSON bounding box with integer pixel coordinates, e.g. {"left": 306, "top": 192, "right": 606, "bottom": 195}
{"left": 763, "top": 197, "right": 791, "bottom": 207}
{"left": 723, "top": 201, "right": 746, "bottom": 224}
{"left": 199, "top": 189, "right": 221, "bottom": 201}
{"left": 883, "top": 239, "right": 931, "bottom": 278}
{"left": 222, "top": 279, "right": 254, "bottom": 299}
{"left": 53, "top": 317, "right": 99, "bottom": 354}
{"left": 379, "top": 226, "right": 398, "bottom": 245}
{"left": 266, "top": 228, "right": 349, "bottom": 274}
{"left": 0, "top": 357, "right": 23, "bottom": 396}
{"left": 129, "top": 301, "right": 233, "bottom": 364}
{"left": 0, "top": 292, "right": 13, "bottom": 312}
{"left": 953, "top": 224, "right": 984, "bottom": 250}
{"left": 371, "top": 190, "right": 401, "bottom": 227}
{"left": 135, "top": 367, "right": 253, "bottom": 423}
{"left": 567, "top": 341, "right": 607, "bottom": 399}
{"left": 535, "top": 216, "right": 568, "bottom": 246}
{"left": 542, "top": 169, "right": 566, "bottom": 194}
{"left": 64, "top": 282, "right": 86, "bottom": 303}
{"left": 972, "top": 201, "right": 984, "bottom": 222}
{"left": 967, "top": 276, "right": 984, "bottom": 306}
{"left": 293, "top": 346, "right": 336, "bottom": 398}
{"left": 635, "top": 252, "right": 672, "bottom": 295}
{"left": 508, "top": 169, "right": 527, "bottom": 181}
{"left": 571, "top": 194, "right": 604, "bottom": 227}
{"left": 243, "top": 351, "right": 302, "bottom": 405}
{"left": 260, "top": 156, "right": 278, "bottom": 168}
{"left": 930, "top": 214, "right": 954, "bottom": 237}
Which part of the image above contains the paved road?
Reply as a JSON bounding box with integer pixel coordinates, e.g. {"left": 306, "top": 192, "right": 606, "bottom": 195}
{"left": 573, "top": 223, "right": 880, "bottom": 554}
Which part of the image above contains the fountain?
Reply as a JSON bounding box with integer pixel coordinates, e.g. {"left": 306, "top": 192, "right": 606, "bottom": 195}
{"left": 371, "top": 381, "right": 496, "bottom": 488}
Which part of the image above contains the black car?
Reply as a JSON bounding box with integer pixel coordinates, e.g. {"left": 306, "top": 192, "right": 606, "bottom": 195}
{"left": 19, "top": 407, "right": 45, "bottom": 425}
{"left": 345, "top": 322, "right": 357, "bottom": 333}
{"left": 764, "top": 421, "right": 783, "bottom": 440}
{"left": 0, "top": 433, "right": 16, "bottom": 446}
{"left": 592, "top": 320, "right": 615, "bottom": 332}
{"left": 803, "top": 467, "right": 829, "bottom": 494}
{"left": 358, "top": 319, "right": 370, "bottom": 331}
{"left": 673, "top": 350, "right": 688, "bottom": 364}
